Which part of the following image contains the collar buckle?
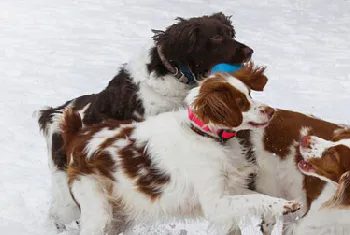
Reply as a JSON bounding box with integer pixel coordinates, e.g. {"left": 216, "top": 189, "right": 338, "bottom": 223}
{"left": 174, "top": 67, "right": 189, "bottom": 84}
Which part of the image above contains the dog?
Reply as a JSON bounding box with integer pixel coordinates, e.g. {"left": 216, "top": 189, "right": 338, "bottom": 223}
{"left": 294, "top": 129, "right": 350, "bottom": 234}
{"left": 37, "top": 12, "right": 254, "bottom": 228}
{"left": 59, "top": 65, "right": 300, "bottom": 235}
{"left": 230, "top": 109, "right": 346, "bottom": 234}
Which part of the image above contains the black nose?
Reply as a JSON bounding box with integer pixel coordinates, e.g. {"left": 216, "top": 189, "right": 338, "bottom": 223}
{"left": 243, "top": 47, "right": 254, "bottom": 58}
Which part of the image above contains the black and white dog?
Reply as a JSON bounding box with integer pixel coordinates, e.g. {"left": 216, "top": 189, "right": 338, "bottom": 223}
{"left": 37, "top": 12, "right": 253, "bottom": 228}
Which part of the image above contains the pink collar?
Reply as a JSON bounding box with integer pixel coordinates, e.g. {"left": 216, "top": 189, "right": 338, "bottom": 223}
{"left": 188, "top": 109, "right": 236, "bottom": 142}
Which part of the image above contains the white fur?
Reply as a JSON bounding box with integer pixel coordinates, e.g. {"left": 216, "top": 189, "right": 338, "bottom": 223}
{"left": 50, "top": 170, "right": 80, "bottom": 225}
{"left": 44, "top": 42, "right": 192, "bottom": 227}
{"left": 243, "top": 124, "right": 350, "bottom": 234}
{"left": 43, "top": 110, "right": 81, "bottom": 226}
{"left": 228, "top": 124, "right": 341, "bottom": 234}
{"left": 71, "top": 175, "right": 113, "bottom": 235}
{"left": 73, "top": 110, "right": 296, "bottom": 235}
{"left": 68, "top": 76, "right": 300, "bottom": 235}
{"left": 300, "top": 136, "right": 334, "bottom": 159}
{"left": 294, "top": 209, "right": 350, "bottom": 235}
{"left": 84, "top": 127, "right": 120, "bottom": 159}
{"left": 126, "top": 41, "right": 190, "bottom": 118}
{"left": 309, "top": 182, "right": 338, "bottom": 211}
{"left": 300, "top": 135, "right": 350, "bottom": 160}
{"left": 293, "top": 135, "right": 350, "bottom": 235}
{"left": 244, "top": 129, "right": 308, "bottom": 234}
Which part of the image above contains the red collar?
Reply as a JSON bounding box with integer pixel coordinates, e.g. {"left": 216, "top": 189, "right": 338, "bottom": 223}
{"left": 188, "top": 109, "right": 236, "bottom": 142}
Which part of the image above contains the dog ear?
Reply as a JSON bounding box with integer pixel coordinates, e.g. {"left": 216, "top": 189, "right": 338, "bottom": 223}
{"left": 232, "top": 62, "right": 268, "bottom": 91}
{"left": 152, "top": 19, "right": 199, "bottom": 58}
{"left": 192, "top": 76, "right": 242, "bottom": 128}
{"left": 209, "top": 12, "right": 235, "bottom": 36}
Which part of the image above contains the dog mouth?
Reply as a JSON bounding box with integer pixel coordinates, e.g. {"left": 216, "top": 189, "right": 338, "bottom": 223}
{"left": 243, "top": 55, "right": 252, "bottom": 63}
{"left": 298, "top": 159, "right": 316, "bottom": 173}
{"left": 248, "top": 121, "right": 269, "bottom": 128}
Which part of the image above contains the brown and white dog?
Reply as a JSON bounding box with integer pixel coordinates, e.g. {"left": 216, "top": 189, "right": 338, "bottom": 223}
{"left": 37, "top": 12, "right": 254, "bottom": 228}
{"left": 59, "top": 65, "right": 300, "bottom": 235}
{"left": 294, "top": 129, "right": 350, "bottom": 234}
{"left": 231, "top": 106, "right": 347, "bottom": 233}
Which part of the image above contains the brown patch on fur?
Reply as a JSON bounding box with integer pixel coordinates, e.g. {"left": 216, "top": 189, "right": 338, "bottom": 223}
{"left": 60, "top": 109, "right": 83, "bottom": 145}
{"left": 63, "top": 107, "right": 169, "bottom": 201}
{"left": 322, "top": 171, "right": 350, "bottom": 210}
{"left": 264, "top": 110, "right": 341, "bottom": 158}
{"left": 67, "top": 151, "right": 117, "bottom": 186}
{"left": 62, "top": 109, "right": 135, "bottom": 186}
{"left": 333, "top": 128, "right": 350, "bottom": 141}
{"left": 99, "top": 126, "right": 135, "bottom": 150}
{"left": 232, "top": 62, "right": 268, "bottom": 91}
{"left": 119, "top": 139, "right": 171, "bottom": 201}
{"left": 192, "top": 75, "right": 249, "bottom": 128}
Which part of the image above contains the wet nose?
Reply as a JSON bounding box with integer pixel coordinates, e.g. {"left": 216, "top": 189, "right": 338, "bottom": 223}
{"left": 261, "top": 106, "right": 275, "bottom": 119}
{"left": 243, "top": 47, "right": 254, "bottom": 58}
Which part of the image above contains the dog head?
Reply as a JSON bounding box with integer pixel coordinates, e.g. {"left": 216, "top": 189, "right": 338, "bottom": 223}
{"left": 186, "top": 62, "right": 274, "bottom": 133}
{"left": 153, "top": 12, "right": 253, "bottom": 76}
{"left": 298, "top": 128, "right": 350, "bottom": 183}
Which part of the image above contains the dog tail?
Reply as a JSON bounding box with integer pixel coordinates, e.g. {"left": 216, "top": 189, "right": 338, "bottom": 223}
{"left": 60, "top": 108, "right": 82, "bottom": 147}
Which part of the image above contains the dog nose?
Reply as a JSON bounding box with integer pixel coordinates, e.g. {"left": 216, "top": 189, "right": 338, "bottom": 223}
{"left": 301, "top": 136, "right": 310, "bottom": 148}
{"left": 262, "top": 106, "right": 275, "bottom": 119}
{"left": 243, "top": 47, "right": 254, "bottom": 57}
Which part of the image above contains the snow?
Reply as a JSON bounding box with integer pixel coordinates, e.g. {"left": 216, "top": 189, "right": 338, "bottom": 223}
{"left": 0, "top": 0, "right": 349, "bottom": 234}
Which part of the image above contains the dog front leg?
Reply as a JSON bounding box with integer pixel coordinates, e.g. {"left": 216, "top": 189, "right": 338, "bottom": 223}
{"left": 201, "top": 194, "right": 300, "bottom": 235}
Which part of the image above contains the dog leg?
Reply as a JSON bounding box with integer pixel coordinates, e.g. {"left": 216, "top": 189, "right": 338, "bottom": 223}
{"left": 202, "top": 194, "right": 300, "bottom": 234}
{"left": 45, "top": 125, "right": 80, "bottom": 229}
{"left": 71, "top": 175, "right": 113, "bottom": 235}
{"left": 50, "top": 169, "right": 80, "bottom": 228}
{"left": 238, "top": 215, "right": 263, "bottom": 235}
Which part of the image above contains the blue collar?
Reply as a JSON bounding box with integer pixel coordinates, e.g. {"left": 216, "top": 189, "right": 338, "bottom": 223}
{"left": 210, "top": 63, "right": 242, "bottom": 75}
{"left": 176, "top": 63, "right": 196, "bottom": 85}
{"left": 156, "top": 45, "right": 196, "bottom": 85}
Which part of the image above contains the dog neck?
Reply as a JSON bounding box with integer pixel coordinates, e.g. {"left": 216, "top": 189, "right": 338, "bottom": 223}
{"left": 156, "top": 45, "right": 196, "bottom": 85}
{"left": 188, "top": 109, "right": 236, "bottom": 143}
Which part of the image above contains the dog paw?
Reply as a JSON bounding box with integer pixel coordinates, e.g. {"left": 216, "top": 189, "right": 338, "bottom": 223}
{"left": 263, "top": 198, "right": 301, "bottom": 217}
{"left": 55, "top": 223, "right": 67, "bottom": 232}
{"left": 282, "top": 201, "right": 301, "bottom": 215}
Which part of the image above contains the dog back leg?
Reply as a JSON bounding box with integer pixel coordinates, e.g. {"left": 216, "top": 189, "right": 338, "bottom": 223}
{"left": 70, "top": 175, "right": 114, "bottom": 235}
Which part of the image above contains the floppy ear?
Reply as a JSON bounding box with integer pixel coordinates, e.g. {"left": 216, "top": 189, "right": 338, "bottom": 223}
{"left": 152, "top": 18, "right": 199, "bottom": 58}
{"left": 191, "top": 77, "right": 242, "bottom": 127}
{"left": 232, "top": 62, "right": 268, "bottom": 91}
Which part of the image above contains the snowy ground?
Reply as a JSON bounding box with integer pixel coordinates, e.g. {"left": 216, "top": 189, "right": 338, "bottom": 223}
{"left": 1, "top": 0, "right": 350, "bottom": 234}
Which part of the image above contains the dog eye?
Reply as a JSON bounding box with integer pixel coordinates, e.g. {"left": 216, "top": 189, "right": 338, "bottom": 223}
{"left": 236, "top": 97, "right": 245, "bottom": 109}
{"left": 210, "top": 35, "right": 223, "bottom": 43}
{"left": 327, "top": 151, "right": 337, "bottom": 162}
